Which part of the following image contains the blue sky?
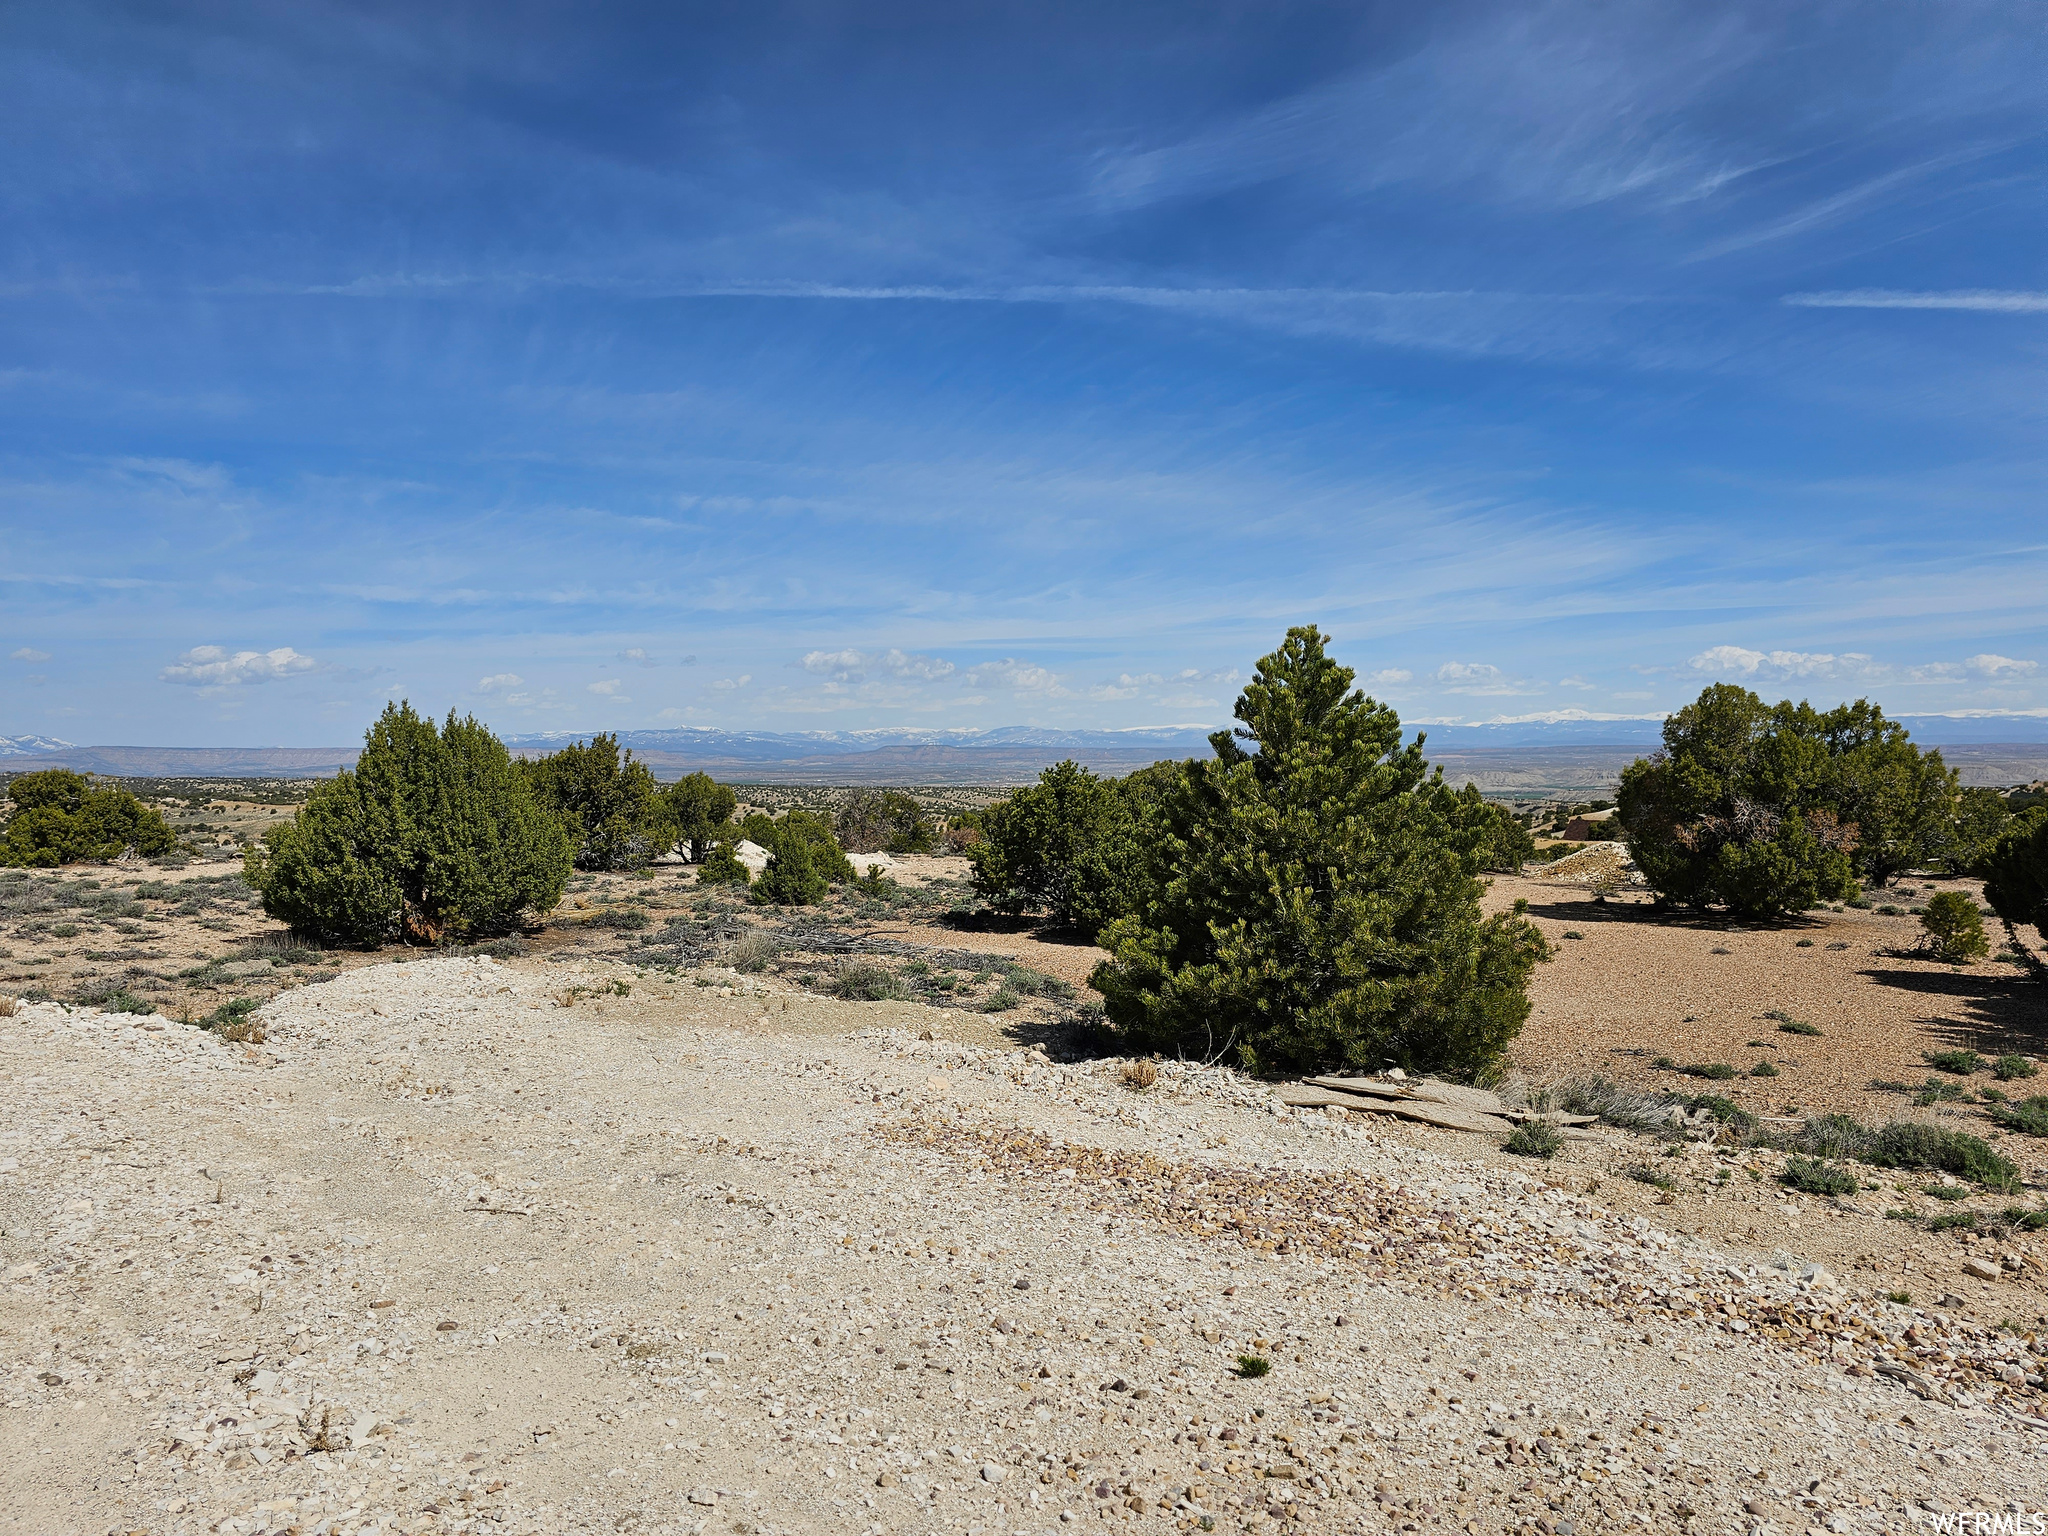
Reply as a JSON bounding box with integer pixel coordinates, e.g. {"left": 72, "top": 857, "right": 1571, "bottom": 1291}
{"left": 2, "top": 1, "right": 2044, "bottom": 746}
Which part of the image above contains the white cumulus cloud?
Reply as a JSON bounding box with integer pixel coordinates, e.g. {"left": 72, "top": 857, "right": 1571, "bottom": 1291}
{"left": 1433, "top": 661, "right": 1539, "bottom": 696}
{"left": 9, "top": 647, "right": 50, "bottom": 663}
{"left": 587, "top": 679, "right": 627, "bottom": 699}
{"left": 159, "top": 645, "right": 317, "bottom": 687}
{"left": 1966, "top": 653, "right": 2038, "bottom": 678}
{"left": 1362, "top": 668, "right": 1412, "bottom": 688}
{"left": 712, "top": 675, "right": 752, "bottom": 691}
{"left": 965, "top": 658, "right": 1065, "bottom": 695}
{"left": 1687, "top": 645, "right": 1879, "bottom": 681}
{"left": 800, "top": 648, "right": 955, "bottom": 686}
{"left": 477, "top": 673, "right": 524, "bottom": 694}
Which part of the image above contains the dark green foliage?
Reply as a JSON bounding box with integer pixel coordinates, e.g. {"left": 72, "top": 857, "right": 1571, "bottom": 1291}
{"left": 696, "top": 840, "right": 751, "bottom": 887}
{"left": 244, "top": 703, "right": 572, "bottom": 945}
{"left": 1936, "top": 786, "right": 2012, "bottom": 875}
{"left": 1921, "top": 1181, "right": 1970, "bottom": 1201}
{"left": 1780, "top": 1156, "right": 1859, "bottom": 1196}
{"left": 1865, "top": 1122, "right": 2019, "bottom": 1191}
{"left": 835, "top": 789, "right": 933, "bottom": 855}
{"left": 1, "top": 770, "right": 178, "bottom": 867}
{"left": 1981, "top": 807, "right": 2048, "bottom": 965}
{"left": 1617, "top": 686, "right": 1958, "bottom": 917}
{"left": 1234, "top": 1355, "right": 1270, "bottom": 1379}
{"left": 1772, "top": 1015, "right": 1823, "bottom": 1036}
{"left": 750, "top": 838, "right": 828, "bottom": 906}
{"left": 968, "top": 759, "right": 1163, "bottom": 932}
{"left": 1994, "top": 1054, "right": 2039, "bottom": 1082}
{"left": 1091, "top": 628, "right": 1548, "bottom": 1079}
{"left": 1502, "top": 1121, "right": 1562, "bottom": 1158}
{"left": 589, "top": 904, "right": 650, "bottom": 930}
{"left": 1926, "top": 1212, "right": 1977, "bottom": 1232}
{"left": 742, "top": 810, "right": 854, "bottom": 886}
{"left": 521, "top": 734, "right": 674, "bottom": 870}
{"left": 1673, "top": 1061, "right": 1737, "bottom": 1080}
{"left": 1751, "top": 1060, "right": 1779, "bottom": 1076}
{"left": 1625, "top": 1163, "right": 1676, "bottom": 1191}
{"left": 2006, "top": 1207, "right": 2048, "bottom": 1233}
{"left": 1919, "top": 891, "right": 1989, "bottom": 962}
{"left": 1923, "top": 1048, "right": 1983, "bottom": 1076}
{"left": 1911, "top": 1075, "right": 1969, "bottom": 1106}
{"left": 664, "top": 773, "right": 739, "bottom": 861}
{"left": 1452, "top": 785, "right": 1538, "bottom": 873}
{"left": 1989, "top": 1097, "right": 2048, "bottom": 1136}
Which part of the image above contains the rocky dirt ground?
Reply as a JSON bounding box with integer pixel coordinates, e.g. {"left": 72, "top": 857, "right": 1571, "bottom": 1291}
{"left": 4, "top": 850, "right": 2048, "bottom": 1534}
{"left": 5, "top": 951, "right": 2048, "bottom": 1536}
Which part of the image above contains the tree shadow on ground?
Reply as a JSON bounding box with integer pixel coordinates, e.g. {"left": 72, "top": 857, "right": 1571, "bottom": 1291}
{"left": 933, "top": 910, "right": 1103, "bottom": 948}
{"left": 1513, "top": 895, "right": 1827, "bottom": 932}
{"left": 1861, "top": 965, "right": 2048, "bottom": 1053}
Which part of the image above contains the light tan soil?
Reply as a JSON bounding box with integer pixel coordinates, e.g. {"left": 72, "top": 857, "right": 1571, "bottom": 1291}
{"left": 5, "top": 959, "right": 2047, "bottom": 1536}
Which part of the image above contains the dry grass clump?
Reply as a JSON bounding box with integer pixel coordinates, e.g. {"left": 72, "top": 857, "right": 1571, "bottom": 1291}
{"left": 1120, "top": 1059, "right": 1159, "bottom": 1090}
{"left": 724, "top": 931, "right": 786, "bottom": 974}
{"left": 828, "top": 959, "right": 907, "bottom": 1002}
{"left": 0, "top": 994, "right": 16, "bottom": 1017}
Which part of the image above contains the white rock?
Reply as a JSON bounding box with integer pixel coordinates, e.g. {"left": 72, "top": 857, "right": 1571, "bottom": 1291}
{"left": 979, "top": 1464, "right": 1007, "bottom": 1483}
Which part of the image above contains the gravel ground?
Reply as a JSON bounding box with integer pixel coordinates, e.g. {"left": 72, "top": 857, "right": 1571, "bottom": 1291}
{"left": 5, "top": 958, "right": 2048, "bottom": 1536}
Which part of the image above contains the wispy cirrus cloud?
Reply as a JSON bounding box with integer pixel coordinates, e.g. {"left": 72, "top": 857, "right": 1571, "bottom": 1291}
{"left": 1783, "top": 289, "right": 2048, "bottom": 313}
{"left": 9, "top": 647, "right": 50, "bottom": 663}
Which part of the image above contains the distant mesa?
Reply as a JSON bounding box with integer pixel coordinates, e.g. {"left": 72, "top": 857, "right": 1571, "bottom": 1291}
{"left": 1, "top": 716, "right": 2044, "bottom": 788}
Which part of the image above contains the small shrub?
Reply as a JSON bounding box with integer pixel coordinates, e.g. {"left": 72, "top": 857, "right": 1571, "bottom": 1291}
{"left": 1561, "top": 930, "right": 1583, "bottom": 940}
{"left": 49, "top": 923, "right": 80, "bottom": 939}
{"left": 1684, "top": 1094, "right": 1758, "bottom": 1134}
{"left": 1797, "top": 1113, "right": 1874, "bottom": 1160}
{"left": 750, "top": 842, "right": 828, "bottom": 906}
{"left": 1876, "top": 904, "right": 1903, "bottom": 916}
{"left": 695, "top": 841, "right": 751, "bottom": 888}
{"left": 1918, "top": 891, "right": 1990, "bottom": 963}
{"left": 2005, "top": 1208, "right": 2048, "bottom": 1233}
{"left": 1869, "top": 1078, "right": 1914, "bottom": 1094}
{"left": 1502, "top": 1121, "right": 1562, "bottom": 1158}
{"left": 1926, "top": 1211, "right": 1977, "bottom": 1232}
{"left": 1779, "top": 1156, "right": 1858, "bottom": 1196}
{"left": 1551, "top": 1074, "right": 1682, "bottom": 1134}
{"left": 901, "top": 959, "right": 930, "bottom": 977}
{"left": 855, "top": 865, "right": 899, "bottom": 898}
{"left": 1751, "top": 1061, "right": 1779, "bottom": 1077}
{"left": 1776, "top": 1019, "right": 1823, "bottom": 1037}
{"left": 1923, "top": 1048, "right": 1983, "bottom": 1076}
{"left": 1993, "top": 1055, "right": 2039, "bottom": 1082}
{"left": 1988, "top": 1097, "right": 2048, "bottom": 1137}
{"left": 1676, "top": 1062, "right": 1737, "bottom": 1081}
{"left": 0, "top": 994, "right": 15, "bottom": 1017}
{"left": 829, "top": 961, "right": 907, "bottom": 1002}
{"left": 725, "top": 932, "right": 786, "bottom": 974}
{"left": 1121, "top": 1059, "right": 1158, "bottom": 1090}
{"left": 1914, "top": 1077, "right": 1969, "bottom": 1106}
{"left": 1864, "top": 1121, "right": 2020, "bottom": 1191}
{"left": 590, "top": 906, "right": 651, "bottom": 931}
{"left": 1795, "top": 938, "right": 1813, "bottom": 947}
{"left": 206, "top": 997, "right": 265, "bottom": 1043}
{"left": 1002, "top": 965, "right": 1075, "bottom": 1002}
{"left": 1625, "top": 1162, "right": 1676, "bottom": 1191}
{"left": 1921, "top": 1182, "right": 1970, "bottom": 1202}
{"left": 1980, "top": 1087, "right": 2007, "bottom": 1104}
{"left": 1883, "top": 1290, "right": 1913, "bottom": 1305}
{"left": 1235, "top": 1355, "right": 1270, "bottom": 1379}
{"left": 978, "top": 986, "right": 1022, "bottom": 1013}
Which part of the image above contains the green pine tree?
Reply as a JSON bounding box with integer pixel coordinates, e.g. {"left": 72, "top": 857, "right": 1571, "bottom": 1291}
{"left": 1089, "top": 626, "right": 1548, "bottom": 1079}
